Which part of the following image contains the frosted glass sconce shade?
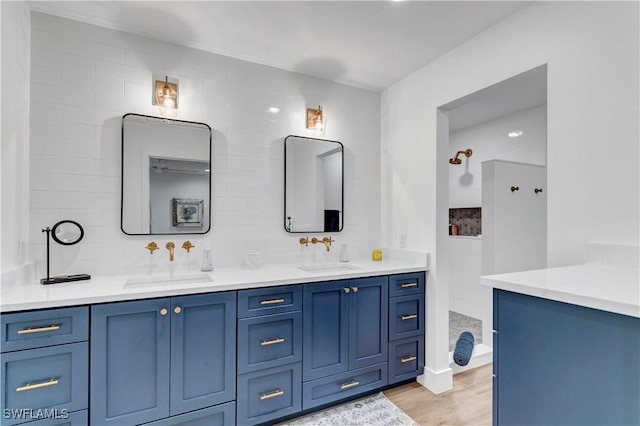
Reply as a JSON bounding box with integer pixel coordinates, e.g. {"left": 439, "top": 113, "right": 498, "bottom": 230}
{"left": 306, "top": 105, "right": 326, "bottom": 132}
{"left": 154, "top": 75, "right": 178, "bottom": 116}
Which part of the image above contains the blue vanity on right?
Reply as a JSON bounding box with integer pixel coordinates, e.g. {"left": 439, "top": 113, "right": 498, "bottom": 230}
{"left": 484, "top": 265, "right": 639, "bottom": 426}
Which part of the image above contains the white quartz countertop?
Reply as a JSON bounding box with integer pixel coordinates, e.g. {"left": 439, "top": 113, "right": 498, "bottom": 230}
{"left": 481, "top": 264, "right": 640, "bottom": 318}
{"left": 1, "top": 258, "right": 427, "bottom": 312}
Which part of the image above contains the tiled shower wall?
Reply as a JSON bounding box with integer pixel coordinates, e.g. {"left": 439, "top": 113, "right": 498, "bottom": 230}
{"left": 28, "top": 12, "right": 381, "bottom": 277}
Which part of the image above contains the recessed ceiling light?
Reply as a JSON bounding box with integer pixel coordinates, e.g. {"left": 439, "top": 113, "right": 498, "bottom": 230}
{"left": 508, "top": 130, "right": 523, "bottom": 138}
{"left": 268, "top": 107, "right": 280, "bottom": 114}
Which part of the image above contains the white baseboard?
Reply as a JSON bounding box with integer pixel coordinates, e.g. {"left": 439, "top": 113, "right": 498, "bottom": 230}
{"left": 449, "top": 343, "right": 492, "bottom": 374}
{"left": 417, "top": 365, "right": 453, "bottom": 394}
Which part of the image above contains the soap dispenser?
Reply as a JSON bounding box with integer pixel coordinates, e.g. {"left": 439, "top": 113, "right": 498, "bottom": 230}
{"left": 200, "top": 245, "right": 213, "bottom": 272}
{"left": 339, "top": 242, "right": 349, "bottom": 262}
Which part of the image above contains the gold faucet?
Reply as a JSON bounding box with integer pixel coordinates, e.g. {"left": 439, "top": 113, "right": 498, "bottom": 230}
{"left": 145, "top": 242, "right": 158, "bottom": 254}
{"left": 182, "top": 241, "right": 195, "bottom": 253}
{"left": 310, "top": 236, "right": 334, "bottom": 252}
{"left": 166, "top": 242, "right": 175, "bottom": 261}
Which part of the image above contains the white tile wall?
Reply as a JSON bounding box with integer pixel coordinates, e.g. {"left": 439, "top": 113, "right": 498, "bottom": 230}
{"left": 28, "top": 12, "right": 381, "bottom": 278}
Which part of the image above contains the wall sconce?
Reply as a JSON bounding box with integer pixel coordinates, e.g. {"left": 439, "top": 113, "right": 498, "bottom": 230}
{"left": 306, "top": 105, "right": 326, "bottom": 133}
{"left": 154, "top": 75, "right": 178, "bottom": 116}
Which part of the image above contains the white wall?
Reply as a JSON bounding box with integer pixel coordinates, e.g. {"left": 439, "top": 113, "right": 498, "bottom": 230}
{"left": 449, "top": 105, "right": 546, "bottom": 208}
{"left": 1, "top": 1, "right": 30, "bottom": 274}
{"left": 382, "top": 2, "right": 639, "bottom": 392}
{"left": 20, "top": 12, "right": 381, "bottom": 277}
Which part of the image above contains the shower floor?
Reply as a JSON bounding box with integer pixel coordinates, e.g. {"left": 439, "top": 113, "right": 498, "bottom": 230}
{"left": 449, "top": 311, "right": 483, "bottom": 351}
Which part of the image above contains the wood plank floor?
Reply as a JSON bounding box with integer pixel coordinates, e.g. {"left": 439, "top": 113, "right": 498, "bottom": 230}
{"left": 384, "top": 364, "right": 493, "bottom": 426}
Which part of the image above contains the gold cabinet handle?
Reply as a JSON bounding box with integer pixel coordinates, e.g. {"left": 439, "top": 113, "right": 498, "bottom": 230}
{"left": 160, "top": 308, "right": 168, "bottom": 316}
{"left": 352, "top": 287, "right": 358, "bottom": 293}
{"left": 344, "top": 287, "right": 350, "bottom": 293}
{"left": 340, "top": 380, "right": 360, "bottom": 390}
{"left": 401, "top": 282, "right": 418, "bottom": 288}
{"left": 401, "top": 314, "right": 418, "bottom": 321}
{"left": 16, "top": 378, "right": 59, "bottom": 392}
{"left": 260, "top": 389, "right": 284, "bottom": 400}
{"left": 17, "top": 325, "right": 60, "bottom": 335}
{"left": 401, "top": 355, "right": 417, "bottom": 363}
{"left": 260, "top": 298, "right": 284, "bottom": 305}
{"left": 261, "top": 338, "right": 285, "bottom": 346}
{"left": 174, "top": 307, "right": 182, "bottom": 314}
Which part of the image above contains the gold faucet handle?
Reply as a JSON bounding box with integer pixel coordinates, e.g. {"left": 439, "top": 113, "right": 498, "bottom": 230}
{"left": 182, "top": 241, "right": 195, "bottom": 253}
{"left": 166, "top": 242, "right": 175, "bottom": 249}
{"left": 311, "top": 237, "right": 319, "bottom": 245}
{"left": 323, "top": 236, "right": 335, "bottom": 246}
{"left": 299, "top": 237, "right": 309, "bottom": 247}
{"left": 145, "top": 242, "right": 158, "bottom": 254}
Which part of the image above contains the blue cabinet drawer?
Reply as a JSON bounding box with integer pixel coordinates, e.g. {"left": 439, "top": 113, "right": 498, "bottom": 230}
{"left": 144, "top": 402, "right": 236, "bottom": 426}
{"left": 1, "top": 307, "right": 88, "bottom": 353}
{"left": 238, "top": 285, "right": 302, "bottom": 318}
{"left": 389, "top": 295, "right": 424, "bottom": 340}
{"left": 1, "top": 343, "right": 88, "bottom": 426}
{"left": 8, "top": 409, "right": 87, "bottom": 426}
{"left": 389, "top": 273, "right": 425, "bottom": 297}
{"left": 388, "top": 336, "right": 424, "bottom": 384}
{"left": 302, "top": 363, "right": 388, "bottom": 410}
{"left": 238, "top": 312, "right": 302, "bottom": 374}
{"left": 237, "top": 363, "right": 302, "bottom": 426}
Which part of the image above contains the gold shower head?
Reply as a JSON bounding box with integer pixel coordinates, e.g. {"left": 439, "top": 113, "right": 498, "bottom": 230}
{"left": 449, "top": 149, "right": 473, "bottom": 164}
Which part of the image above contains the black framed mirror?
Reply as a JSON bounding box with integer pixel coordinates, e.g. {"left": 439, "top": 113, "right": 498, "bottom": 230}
{"left": 121, "top": 113, "right": 212, "bottom": 235}
{"left": 284, "top": 135, "right": 344, "bottom": 233}
{"left": 41, "top": 220, "right": 90, "bottom": 285}
{"left": 52, "top": 220, "right": 84, "bottom": 245}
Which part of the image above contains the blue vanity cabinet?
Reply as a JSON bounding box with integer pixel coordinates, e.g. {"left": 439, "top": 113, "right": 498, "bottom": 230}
{"left": 302, "top": 277, "right": 388, "bottom": 409}
{"left": 237, "top": 286, "right": 303, "bottom": 425}
{"left": 388, "top": 272, "right": 425, "bottom": 384}
{"left": 493, "top": 289, "right": 640, "bottom": 426}
{"left": 0, "top": 307, "right": 88, "bottom": 426}
{"left": 90, "top": 292, "right": 236, "bottom": 426}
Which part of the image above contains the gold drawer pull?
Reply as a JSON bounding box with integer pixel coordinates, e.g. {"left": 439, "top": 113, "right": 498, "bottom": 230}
{"left": 260, "top": 298, "right": 284, "bottom": 305}
{"left": 260, "top": 389, "right": 284, "bottom": 400}
{"left": 16, "top": 378, "right": 59, "bottom": 392}
{"left": 401, "top": 314, "right": 418, "bottom": 321}
{"left": 340, "top": 380, "right": 360, "bottom": 390}
{"left": 261, "top": 338, "right": 285, "bottom": 346}
{"left": 401, "top": 355, "right": 417, "bottom": 363}
{"left": 401, "top": 282, "right": 418, "bottom": 288}
{"left": 17, "top": 325, "right": 60, "bottom": 335}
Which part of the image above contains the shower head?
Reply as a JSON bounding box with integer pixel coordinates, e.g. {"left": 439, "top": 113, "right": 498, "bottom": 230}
{"left": 449, "top": 149, "right": 473, "bottom": 165}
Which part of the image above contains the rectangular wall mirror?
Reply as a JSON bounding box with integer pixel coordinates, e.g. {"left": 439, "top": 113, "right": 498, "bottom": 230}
{"left": 284, "top": 135, "right": 343, "bottom": 233}
{"left": 121, "top": 113, "right": 212, "bottom": 235}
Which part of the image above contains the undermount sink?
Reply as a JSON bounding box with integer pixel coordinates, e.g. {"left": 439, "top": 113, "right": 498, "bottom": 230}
{"left": 125, "top": 273, "right": 213, "bottom": 287}
{"left": 297, "top": 264, "right": 361, "bottom": 273}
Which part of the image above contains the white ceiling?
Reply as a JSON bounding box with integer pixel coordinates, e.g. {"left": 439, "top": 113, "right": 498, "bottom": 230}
{"left": 28, "top": 1, "right": 533, "bottom": 92}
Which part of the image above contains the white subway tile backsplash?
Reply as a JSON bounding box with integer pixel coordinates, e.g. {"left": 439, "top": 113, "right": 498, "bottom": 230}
{"left": 95, "top": 60, "right": 150, "bottom": 84}
{"left": 29, "top": 13, "right": 381, "bottom": 274}
{"left": 61, "top": 36, "right": 125, "bottom": 63}
{"left": 31, "top": 29, "right": 62, "bottom": 51}
{"left": 32, "top": 13, "right": 94, "bottom": 40}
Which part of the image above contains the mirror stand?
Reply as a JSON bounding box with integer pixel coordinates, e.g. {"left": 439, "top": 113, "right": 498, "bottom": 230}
{"left": 40, "top": 221, "right": 91, "bottom": 285}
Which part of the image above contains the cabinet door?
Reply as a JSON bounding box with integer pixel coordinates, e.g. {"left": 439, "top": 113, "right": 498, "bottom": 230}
{"left": 90, "top": 299, "right": 171, "bottom": 426}
{"left": 349, "top": 276, "right": 388, "bottom": 370}
{"left": 302, "top": 281, "right": 349, "bottom": 381}
{"left": 170, "top": 292, "right": 236, "bottom": 416}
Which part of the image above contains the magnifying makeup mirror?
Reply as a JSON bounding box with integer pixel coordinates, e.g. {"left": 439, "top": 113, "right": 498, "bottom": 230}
{"left": 41, "top": 220, "right": 91, "bottom": 285}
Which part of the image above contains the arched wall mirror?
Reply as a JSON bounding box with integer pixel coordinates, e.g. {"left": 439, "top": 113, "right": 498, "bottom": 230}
{"left": 284, "top": 135, "right": 344, "bottom": 233}
{"left": 121, "top": 113, "right": 212, "bottom": 235}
